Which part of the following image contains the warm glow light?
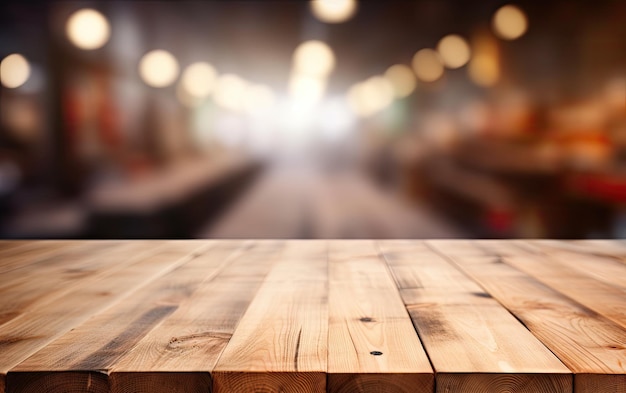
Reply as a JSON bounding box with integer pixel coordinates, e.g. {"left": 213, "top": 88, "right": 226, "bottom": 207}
{"left": 139, "top": 50, "right": 179, "bottom": 88}
{"left": 468, "top": 33, "right": 500, "bottom": 87}
{"left": 293, "top": 40, "right": 336, "bottom": 77}
{"left": 437, "top": 35, "right": 471, "bottom": 69}
{"left": 176, "top": 82, "right": 202, "bottom": 108}
{"left": 469, "top": 55, "right": 499, "bottom": 87}
{"left": 384, "top": 64, "right": 417, "bottom": 98}
{"left": 243, "top": 84, "right": 276, "bottom": 114}
{"left": 66, "top": 9, "right": 111, "bottom": 50}
{"left": 181, "top": 62, "right": 217, "bottom": 98}
{"left": 310, "top": 0, "right": 358, "bottom": 24}
{"left": 318, "top": 97, "right": 356, "bottom": 141}
{"left": 412, "top": 49, "right": 444, "bottom": 82}
{"left": 0, "top": 54, "right": 30, "bottom": 89}
{"left": 289, "top": 74, "right": 326, "bottom": 105}
{"left": 347, "top": 76, "right": 394, "bottom": 117}
{"left": 214, "top": 74, "right": 248, "bottom": 111}
{"left": 364, "top": 76, "right": 394, "bottom": 111}
{"left": 493, "top": 5, "right": 528, "bottom": 40}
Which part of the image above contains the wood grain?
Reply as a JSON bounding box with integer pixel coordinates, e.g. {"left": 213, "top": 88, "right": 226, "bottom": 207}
{"left": 481, "top": 240, "right": 626, "bottom": 330}
{"left": 380, "top": 241, "right": 571, "bottom": 393}
{"left": 0, "top": 241, "right": 208, "bottom": 392}
{"left": 212, "top": 241, "right": 328, "bottom": 393}
{"left": 428, "top": 240, "right": 626, "bottom": 393}
{"left": 0, "top": 242, "right": 150, "bottom": 327}
{"left": 109, "top": 241, "right": 284, "bottom": 393}
{"left": 8, "top": 241, "right": 241, "bottom": 393}
{"left": 524, "top": 240, "right": 626, "bottom": 291}
{"left": 6, "top": 371, "right": 108, "bottom": 393}
{"left": 0, "top": 241, "right": 89, "bottom": 274}
{"left": 327, "top": 241, "right": 433, "bottom": 393}
{"left": 3, "top": 240, "right": 626, "bottom": 393}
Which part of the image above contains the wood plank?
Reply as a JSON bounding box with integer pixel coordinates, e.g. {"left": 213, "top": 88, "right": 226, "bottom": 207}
{"left": 379, "top": 240, "right": 571, "bottom": 393}
{"left": 0, "top": 242, "right": 151, "bottom": 327}
{"left": 0, "top": 242, "right": 33, "bottom": 253}
{"left": 428, "top": 240, "right": 626, "bottom": 393}
{"left": 326, "top": 241, "right": 433, "bottom": 393}
{"left": 0, "top": 241, "right": 90, "bottom": 274}
{"left": 0, "top": 241, "right": 208, "bottom": 393}
{"left": 108, "top": 241, "right": 283, "bottom": 393}
{"left": 525, "top": 240, "right": 626, "bottom": 291}
{"left": 531, "top": 240, "right": 626, "bottom": 263}
{"left": 479, "top": 240, "right": 626, "bottom": 330}
{"left": 8, "top": 241, "right": 249, "bottom": 393}
{"left": 212, "top": 241, "right": 328, "bottom": 393}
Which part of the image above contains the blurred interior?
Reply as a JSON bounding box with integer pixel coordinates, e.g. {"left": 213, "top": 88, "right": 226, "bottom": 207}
{"left": 0, "top": 0, "right": 625, "bottom": 239}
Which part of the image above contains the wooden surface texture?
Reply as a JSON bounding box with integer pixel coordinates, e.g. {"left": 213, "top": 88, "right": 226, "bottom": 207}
{"left": 0, "top": 240, "right": 625, "bottom": 392}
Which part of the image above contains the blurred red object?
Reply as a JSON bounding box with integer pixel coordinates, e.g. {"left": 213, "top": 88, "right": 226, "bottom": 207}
{"left": 567, "top": 174, "right": 626, "bottom": 204}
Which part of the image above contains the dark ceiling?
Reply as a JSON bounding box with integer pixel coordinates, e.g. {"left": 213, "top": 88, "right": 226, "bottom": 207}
{"left": 1, "top": 1, "right": 625, "bottom": 95}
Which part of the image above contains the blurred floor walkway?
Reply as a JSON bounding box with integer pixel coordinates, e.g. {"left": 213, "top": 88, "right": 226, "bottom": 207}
{"left": 201, "top": 163, "right": 465, "bottom": 239}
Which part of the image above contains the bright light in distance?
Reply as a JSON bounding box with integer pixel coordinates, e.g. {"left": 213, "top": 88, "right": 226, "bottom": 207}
{"left": 289, "top": 74, "right": 326, "bottom": 105}
{"left": 412, "top": 49, "right": 444, "bottom": 82}
{"left": 310, "top": 0, "right": 358, "bottom": 24}
{"left": 318, "top": 97, "right": 356, "bottom": 141}
{"left": 293, "top": 40, "right": 336, "bottom": 77}
{"left": 384, "top": 64, "right": 416, "bottom": 98}
{"left": 139, "top": 50, "right": 179, "bottom": 88}
{"left": 1, "top": 54, "right": 30, "bottom": 89}
{"left": 347, "top": 76, "right": 394, "bottom": 117}
{"left": 492, "top": 5, "right": 528, "bottom": 40}
{"left": 213, "top": 74, "right": 248, "bottom": 111}
{"left": 468, "top": 34, "right": 500, "bottom": 87}
{"left": 243, "top": 84, "right": 276, "bottom": 115}
{"left": 66, "top": 9, "right": 111, "bottom": 50}
{"left": 347, "top": 83, "right": 373, "bottom": 117}
{"left": 214, "top": 113, "right": 246, "bottom": 148}
{"left": 437, "top": 35, "right": 471, "bottom": 69}
{"left": 181, "top": 62, "right": 217, "bottom": 98}
{"left": 279, "top": 98, "right": 316, "bottom": 128}
{"left": 469, "top": 55, "right": 499, "bottom": 87}
{"left": 364, "top": 76, "right": 394, "bottom": 110}
{"left": 177, "top": 82, "right": 202, "bottom": 108}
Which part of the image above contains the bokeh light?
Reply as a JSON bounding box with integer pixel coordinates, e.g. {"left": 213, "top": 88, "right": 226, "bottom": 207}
{"left": 243, "top": 84, "right": 276, "bottom": 115}
{"left": 364, "top": 76, "right": 394, "bottom": 111}
{"left": 310, "top": 0, "right": 358, "bottom": 24}
{"left": 468, "top": 34, "right": 500, "bottom": 87}
{"left": 138, "top": 50, "right": 180, "bottom": 88}
{"left": 492, "top": 4, "right": 528, "bottom": 40}
{"left": 66, "top": 9, "right": 111, "bottom": 50}
{"left": 318, "top": 97, "right": 356, "bottom": 141}
{"left": 347, "top": 76, "right": 394, "bottom": 117}
{"left": 176, "top": 82, "right": 202, "bottom": 108}
{"left": 293, "top": 40, "right": 336, "bottom": 77}
{"left": 213, "top": 73, "right": 248, "bottom": 111}
{"left": 384, "top": 64, "right": 417, "bottom": 98}
{"left": 0, "top": 53, "right": 31, "bottom": 89}
{"left": 289, "top": 74, "right": 326, "bottom": 105}
{"left": 437, "top": 34, "right": 471, "bottom": 69}
{"left": 347, "top": 83, "right": 368, "bottom": 117}
{"left": 412, "top": 49, "right": 444, "bottom": 82}
{"left": 181, "top": 62, "right": 218, "bottom": 99}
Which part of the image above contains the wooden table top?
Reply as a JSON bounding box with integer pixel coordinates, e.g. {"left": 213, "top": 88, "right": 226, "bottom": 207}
{"left": 0, "top": 240, "right": 625, "bottom": 393}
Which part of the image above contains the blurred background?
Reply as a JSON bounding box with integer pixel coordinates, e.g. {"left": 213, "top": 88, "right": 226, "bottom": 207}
{"left": 0, "top": 0, "right": 625, "bottom": 239}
